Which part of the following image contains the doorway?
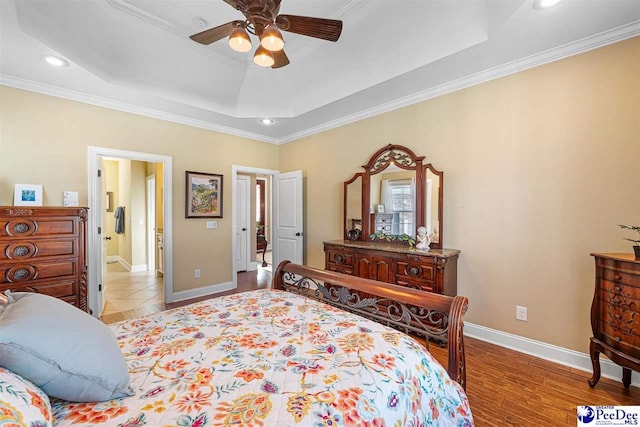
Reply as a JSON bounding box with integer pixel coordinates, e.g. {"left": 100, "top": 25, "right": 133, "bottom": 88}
{"left": 231, "top": 166, "right": 303, "bottom": 290}
{"left": 99, "top": 159, "right": 164, "bottom": 319}
{"left": 87, "top": 146, "right": 173, "bottom": 317}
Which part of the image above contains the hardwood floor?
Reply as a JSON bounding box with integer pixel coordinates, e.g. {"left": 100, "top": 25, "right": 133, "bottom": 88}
{"left": 101, "top": 269, "right": 639, "bottom": 425}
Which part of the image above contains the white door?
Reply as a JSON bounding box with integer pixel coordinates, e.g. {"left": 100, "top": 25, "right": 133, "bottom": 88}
{"left": 146, "top": 176, "right": 156, "bottom": 271}
{"left": 235, "top": 175, "right": 249, "bottom": 272}
{"left": 273, "top": 170, "right": 303, "bottom": 268}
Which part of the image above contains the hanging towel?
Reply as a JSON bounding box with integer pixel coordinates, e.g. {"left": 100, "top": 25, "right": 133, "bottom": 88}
{"left": 114, "top": 206, "right": 125, "bottom": 234}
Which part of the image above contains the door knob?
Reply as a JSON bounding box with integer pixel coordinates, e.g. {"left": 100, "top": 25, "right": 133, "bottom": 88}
{"left": 242, "top": 228, "right": 247, "bottom": 231}
{"left": 104, "top": 236, "right": 112, "bottom": 241}
{"left": 296, "top": 232, "right": 303, "bottom": 236}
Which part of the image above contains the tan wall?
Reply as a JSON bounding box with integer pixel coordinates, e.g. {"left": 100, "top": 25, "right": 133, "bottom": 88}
{"left": 279, "top": 36, "right": 640, "bottom": 353}
{"left": 0, "top": 86, "right": 280, "bottom": 290}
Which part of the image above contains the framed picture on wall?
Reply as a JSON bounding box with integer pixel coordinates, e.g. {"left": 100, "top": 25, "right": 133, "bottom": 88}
{"left": 185, "top": 171, "right": 223, "bottom": 218}
{"left": 14, "top": 184, "right": 43, "bottom": 206}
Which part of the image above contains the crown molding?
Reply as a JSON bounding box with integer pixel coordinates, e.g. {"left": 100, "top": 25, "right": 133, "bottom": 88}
{"left": 279, "top": 20, "right": 640, "bottom": 144}
{"left": 2, "top": 20, "right": 638, "bottom": 145}
{"left": 0, "top": 74, "right": 280, "bottom": 145}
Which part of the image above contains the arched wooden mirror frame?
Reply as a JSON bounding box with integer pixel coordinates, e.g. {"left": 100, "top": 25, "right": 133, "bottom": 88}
{"left": 343, "top": 144, "right": 444, "bottom": 249}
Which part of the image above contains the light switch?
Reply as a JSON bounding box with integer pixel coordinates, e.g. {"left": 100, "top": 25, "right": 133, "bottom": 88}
{"left": 206, "top": 220, "right": 217, "bottom": 229}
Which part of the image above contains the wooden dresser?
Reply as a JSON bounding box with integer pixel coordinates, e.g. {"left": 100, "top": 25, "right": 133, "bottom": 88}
{"left": 0, "top": 207, "right": 88, "bottom": 311}
{"left": 589, "top": 253, "right": 640, "bottom": 389}
{"left": 324, "top": 240, "right": 459, "bottom": 296}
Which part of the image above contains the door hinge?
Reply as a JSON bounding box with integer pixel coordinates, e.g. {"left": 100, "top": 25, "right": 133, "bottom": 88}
{"left": 98, "top": 284, "right": 102, "bottom": 292}
{"left": 97, "top": 169, "right": 102, "bottom": 177}
{"left": 98, "top": 226, "right": 102, "bottom": 234}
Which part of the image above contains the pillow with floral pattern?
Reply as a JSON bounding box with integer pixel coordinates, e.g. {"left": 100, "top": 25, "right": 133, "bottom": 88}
{"left": 0, "top": 366, "right": 52, "bottom": 427}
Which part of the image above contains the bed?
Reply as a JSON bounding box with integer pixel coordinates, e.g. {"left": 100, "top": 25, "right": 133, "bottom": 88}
{"left": 3, "top": 261, "right": 473, "bottom": 426}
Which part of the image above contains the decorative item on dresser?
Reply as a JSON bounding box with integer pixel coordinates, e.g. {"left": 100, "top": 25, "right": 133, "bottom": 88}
{"left": 589, "top": 253, "right": 640, "bottom": 389}
{"left": 0, "top": 206, "right": 88, "bottom": 311}
{"left": 335, "top": 143, "right": 460, "bottom": 295}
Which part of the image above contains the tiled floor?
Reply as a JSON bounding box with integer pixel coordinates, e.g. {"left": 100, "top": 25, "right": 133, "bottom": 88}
{"left": 101, "top": 262, "right": 163, "bottom": 317}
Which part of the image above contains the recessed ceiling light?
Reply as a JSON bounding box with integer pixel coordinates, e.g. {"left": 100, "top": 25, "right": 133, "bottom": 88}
{"left": 532, "top": 0, "right": 563, "bottom": 10}
{"left": 260, "top": 118, "right": 275, "bottom": 126}
{"left": 44, "top": 55, "right": 69, "bottom": 67}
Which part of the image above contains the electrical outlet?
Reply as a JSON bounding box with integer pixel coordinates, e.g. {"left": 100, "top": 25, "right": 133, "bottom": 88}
{"left": 516, "top": 305, "right": 528, "bottom": 321}
{"left": 206, "top": 221, "right": 217, "bottom": 229}
{"left": 194, "top": 269, "right": 201, "bottom": 279}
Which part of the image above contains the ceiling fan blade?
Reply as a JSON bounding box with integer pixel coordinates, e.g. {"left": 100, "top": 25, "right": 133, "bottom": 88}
{"left": 190, "top": 20, "right": 243, "bottom": 45}
{"left": 271, "top": 49, "right": 290, "bottom": 69}
{"left": 276, "top": 15, "right": 342, "bottom": 42}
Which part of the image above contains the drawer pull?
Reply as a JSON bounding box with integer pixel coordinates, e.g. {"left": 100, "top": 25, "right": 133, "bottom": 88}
{"left": 615, "top": 336, "right": 622, "bottom": 342}
{"left": 335, "top": 254, "right": 345, "bottom": 264}
{"left": 614, "top": 314, "right": 621, "bottom": 319}
{"left": 13, "top": 268, "right": 30, "bottom": 280}
{"left": 614, "top": 275, "right": 622, "bottom": 282}
{"left": 406, "top": 266, "right": 423, "bottom": 278}
{"left": 13, "top": 223, "right": 30, "bottom": 233}
{"left": 13, "top": 246, "right": 29, "bottom": 257}
{"left": 614, "top": 286, "right": 622, "bottom": 292}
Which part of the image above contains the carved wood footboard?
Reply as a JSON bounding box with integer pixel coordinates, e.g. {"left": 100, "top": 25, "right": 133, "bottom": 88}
{"left": 272, "top": 260, "right": 469, "bottom": 390}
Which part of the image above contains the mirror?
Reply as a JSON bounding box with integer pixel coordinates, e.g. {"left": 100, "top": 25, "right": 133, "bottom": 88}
{"left": 343, "top": 144, "right": 444, "bottom": 249}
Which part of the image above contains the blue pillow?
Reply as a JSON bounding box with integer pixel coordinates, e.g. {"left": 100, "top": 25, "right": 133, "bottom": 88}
{"left": 0, "top": 292, "right": 133, "bottom": 402}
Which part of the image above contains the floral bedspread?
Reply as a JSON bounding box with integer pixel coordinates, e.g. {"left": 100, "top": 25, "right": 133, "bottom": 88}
{"left": 52, "top": 289, "right": 473, "bottom": 426}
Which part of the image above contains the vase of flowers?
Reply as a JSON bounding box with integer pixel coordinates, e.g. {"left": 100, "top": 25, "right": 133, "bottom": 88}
{"left": 618, "top": 224, "right": 640, "bottom": 259}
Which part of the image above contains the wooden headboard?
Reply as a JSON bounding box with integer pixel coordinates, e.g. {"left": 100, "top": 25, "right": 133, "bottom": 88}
{"left": 272, "top": 260, "right": 469, "bottom": 390}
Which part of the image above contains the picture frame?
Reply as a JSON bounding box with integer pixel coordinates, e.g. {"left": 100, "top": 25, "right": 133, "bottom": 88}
{"left": 14, "top": 184, "right": 43, "bottom": 206}
{"left": 185, "top": 171, "right": 223, "bottom": 218}
{"left": 376, "top": 204, "right": 385, "bottom": 214}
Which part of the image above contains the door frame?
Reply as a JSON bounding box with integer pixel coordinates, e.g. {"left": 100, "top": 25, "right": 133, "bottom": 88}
{"left": 87, "top": 146, "right": 174, "bottom": 316}
{"left": 231, "top": 165, "right": 278, "bottom": 289}
{"left": 146, "top": 175, "right": 156, "bottom": 271}
{"left": 235, "top": 174, "right": 250, "bottom": 272}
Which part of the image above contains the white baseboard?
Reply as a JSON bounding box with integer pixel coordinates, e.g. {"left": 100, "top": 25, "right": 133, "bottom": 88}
{"left": 172, "top": 281, "right": 235, "bottom": 303}
{"left": 465, "top": 322, "right": 638, "bottom": 387}
{"left": 106, "top": 255, "right": 120, "bottom": 264}
{"left": 118, "top": 258, "right": 132, "bottom": 271}
{"left": 130, "top": 264, "right": 148, "bottom": 273}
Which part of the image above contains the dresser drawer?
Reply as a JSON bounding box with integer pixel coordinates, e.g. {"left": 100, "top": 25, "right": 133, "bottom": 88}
{"left": 396, "top": 278, "right": 434, "bottom": 293}
{"left": 0, "top": 239, "right": 77, "bottom": 261}
{"left": 600, "top": 320, "right": 640, "bottom": 359}
{"left": 326, "top": 250, "right": 354, "bottom": 268}
{"left": 0, "top": 259, "right": 79, "bottom": 284}
{"left": 0, "top": 278, "right": 77, "bottom": 299}
{"left": 1, "top": 217, "right": 78, "bottom": 238}
{"left": 600, "top": 267, "right": 640, "bottom": 288}
{"left": 600, "top": 281, "right": 640, "bottom": 302}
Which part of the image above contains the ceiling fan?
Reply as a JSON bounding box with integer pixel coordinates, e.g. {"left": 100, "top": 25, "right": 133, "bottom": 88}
{"left": 189, "top": 0, "right": 343, "bottom": 69}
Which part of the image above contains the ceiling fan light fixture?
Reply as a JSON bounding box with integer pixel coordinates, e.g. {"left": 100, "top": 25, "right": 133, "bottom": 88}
{"left": 260, "top": 25, "right": 284, "bottom": 52}
{"left": 228, "top": 27, "right": 252, "bottom": 52}
{"left": 253, "top": 46, "right": 275, "bottom": 67}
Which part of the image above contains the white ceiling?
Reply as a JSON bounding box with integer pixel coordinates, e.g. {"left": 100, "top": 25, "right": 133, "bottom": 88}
{"left": 1, "top": 0, "right": 639, "bottom": 144}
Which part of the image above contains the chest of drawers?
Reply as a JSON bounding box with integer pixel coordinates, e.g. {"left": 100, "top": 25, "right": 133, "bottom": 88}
{"left": 588, "top": 253, "right": 640, "bottom": 389}
{"left": 324, "top": 240, "right": 459, "bottom": 296}
{"left": 0, "top": 207, "right": 88, "bottom": 311}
